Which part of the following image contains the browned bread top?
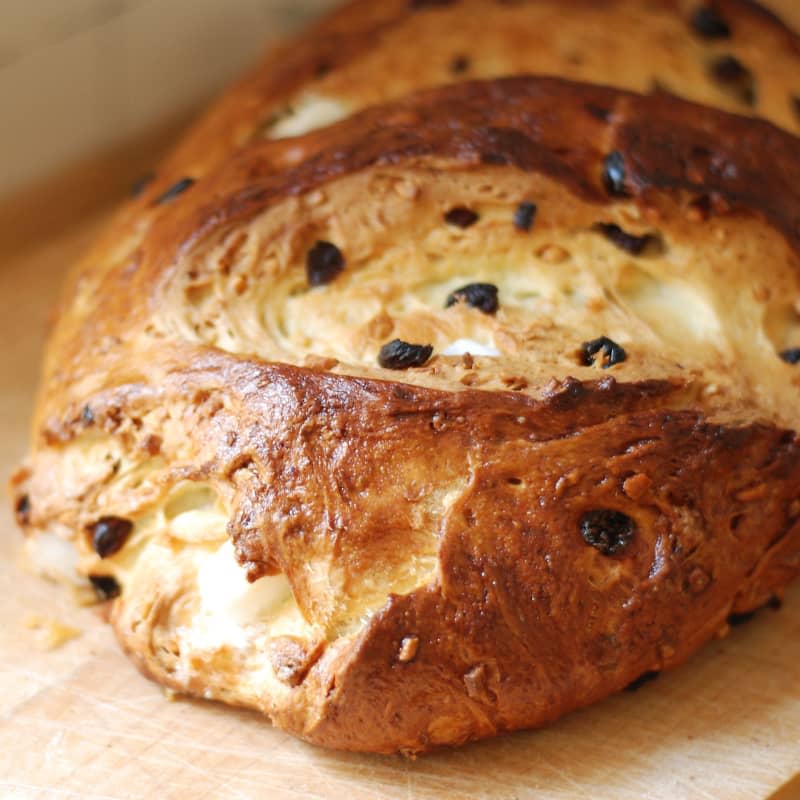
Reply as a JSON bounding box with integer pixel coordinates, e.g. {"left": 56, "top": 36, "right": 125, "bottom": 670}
{"left": 153, "top": 0, "right": 800, "bottom": 187}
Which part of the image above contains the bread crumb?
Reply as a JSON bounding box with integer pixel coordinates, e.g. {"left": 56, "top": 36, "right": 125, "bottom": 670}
{"left": 752, "top": 285, "right": 771, "bottom": 303}
{"left": 394, "top": 179, "right": 420, "bottom": 200}
{"left": 501, "top": 375, "right": 528, "bottom": 391}
{"left": 23, "top": 612, "right": 43, "bottom": 629}
{"left": 623, "top": 473, "right": 652, "bottom": 501}
{"left": 304, "top": 354, "right": 339, "bottom": 371}
{"left": 306, "top": 190, "right": 327, "bottom": 207}
{"left": 536, "top": 244, "right": 570, "bottom": 264}
{"left": 398, "top": 635, "right": 419, "bottom": 663}
{"left": 25, "top": 613, "right": 81, "bottom": 650}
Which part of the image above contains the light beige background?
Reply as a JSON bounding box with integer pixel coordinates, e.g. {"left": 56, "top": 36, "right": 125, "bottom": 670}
{"left": 0, "top": 0, "right": 337, "bottom": 199}
{"left": 1, "top": 0, "right": 797, "bottom": 200}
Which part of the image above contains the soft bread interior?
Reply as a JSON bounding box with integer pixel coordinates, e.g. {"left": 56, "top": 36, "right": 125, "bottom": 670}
{"left": 158, "top": 166, "right": 800, "bottom": 428}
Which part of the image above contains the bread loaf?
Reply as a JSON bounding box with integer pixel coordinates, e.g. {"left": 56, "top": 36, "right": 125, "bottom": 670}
{"left": 11, "top": 0, "right": 800, "bottom": 754}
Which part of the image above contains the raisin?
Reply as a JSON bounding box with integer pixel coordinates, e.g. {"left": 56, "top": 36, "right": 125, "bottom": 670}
{"left": 444, "top": 206, "right": 480, "bottom": 228}
{"left": 710, "top": 55, "right": 748, "bottom": 82}
{"left": 780, "top": 348, "right": 800, "bottom": 365}
{"left": 691, "top": 6, "right": 731, "bottom": 39}
{"left": 580, "top": 509, "right": 635, "bottom": 556}
{"left": 594, "top": 223, "right": 662, "bottom": 255}
{"left": 81, "top": 405, "right": 95, "bottom": 425}
{"left": 793, "top": 95, "right": 800, "bottom": 120}
{"left": 306, "top": 241, "right": 345, "bottom": 286}
{"left": 650, "top": 79, "right": 673, "bottom": 96}
{"left": 624, "top": 671, "right": 660, "bottom": 692}
{"left": 15, "top": 494, "right": 31, "bottom": 526}
{"left": 730, "top": 597, "right": 783, "bottom": 623}
{"left": 89, "top": 516, "right": 133, "bottom": 559}
{"left": 445, "top": 283, "right": 499, "bottom": 314}
{"left": 581, "top": 336, "right": 627, "bottom": 369}
{"left": 450, "top": 55, "right": 471, "bottom": 74}
{"left": 585, "top": 104, "right": 611, "bottom": 122}
{"left": 481, "top": 152, "right": 509, "bottom": 166}
{"left": 90, "top": 575, "right": 121, "bottom": 601}
{"left": 513, "top": 201, "right": 537, "bottom": 232}
{"left": 688, "top": 194, "right": 712, "bottom": 221}
{"left": 727, "top": 609, "right": 757, "bottom": 627}
{"left": 129, "top": 172, "right": 154, "bottom": 198}
{"left": 409, "top": 0, "right": 455, "bottom": 7}
{"left": 378, "top": 339, "right": 433, "bottom": 369}
{"left": 602, "top": 151, "right": 628, "bottom": 197}
{"left": 154, "top": 177, "right": 195, "bottom": 205}
{"left": 709, "top": 55, "right": 756, "bottom": 106}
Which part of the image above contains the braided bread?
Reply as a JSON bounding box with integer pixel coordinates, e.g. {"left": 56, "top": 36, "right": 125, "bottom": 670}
{"left": 12, "top": 0, "right": 800, "bottom": 754}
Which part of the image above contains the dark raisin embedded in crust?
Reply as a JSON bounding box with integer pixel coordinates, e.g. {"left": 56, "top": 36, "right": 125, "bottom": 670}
{"left": 727, "top": 609, "right": 757, "bottom": 627}
{"left": 450, "top": 55, "right": 471, "bottom": 74}
{"left": 89, "top": 574, "right": 121, "bottom": 601}
{"left": 81, "top": 405, "right": 95, "bottom": 425}
{"left": 513, "top": 201, "right": 537, "bottom": 232}
{"left": 444, "top": 206, "right": 480, "bottom": 228}
{"left": 129, "top": 172, "right": 154, "bottom": 198}
{"left": 314, "top": 60, "right": 332, "bottom": 79}
{"left": 580, "top": 509, "right": 635, "bottom": 556}
{"left": 780, "top": 348, "right": 800, "bottom": 365}
{"left": 711, "top": 55, "right": 747, "bottom": 82}
{"left": 154, "top": 177, "right": 195, "bottom": 205}
{"left": 709, "top": 55, "right": 756, "bottom": 106}
{"left": 624, "top": 671, "right": 660, "bottom": 692}
{"left": 89, "top": 516, "right": 134, "bottom": 559}
{"left": 306, "top": 241, "right": 345, "bottom": 286}
{"left": 581, "top": 336, "right": 627, "bottom": 369}
{"left": 445, "top": 283, "right": 499, "bottom": 314}
{"left": 650, "top": 79, "right": 674, "bottom": 96}
{"left": 688, "top": 194, "right": 712, "bottom": 221}
{"left": 602, "top": 151, "right": 628, "bottom": 197}
{"left": 691, "top": 5, "right": 731, "bottom": 39}
{"left": 378, "top": 339, "right": 434, "bottom": 369}
{"left": 15, "top": 494, "right": 31, "bottom": 526}
{"left": 729, "top": 597, "right": 783, "bottom": 623}
{"left": 767, "top": 596, "right": 783, "bottom": 611}
{"left": 624, "top": 670, "right": 660, "bottom": 692}
{"left": 585, "top": 103, "right": 611, "bottom": 122}
{"left": 594, "top": 222, "right": 662, "bottom": 255}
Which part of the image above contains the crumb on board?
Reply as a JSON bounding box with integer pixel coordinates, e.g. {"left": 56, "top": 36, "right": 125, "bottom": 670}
{"left": 24, "top": 612, "right": 82, "bottom": 650}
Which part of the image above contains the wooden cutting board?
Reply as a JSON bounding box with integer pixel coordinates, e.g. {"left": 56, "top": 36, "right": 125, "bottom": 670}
{"left": 3, "top": 4, "right": 800, "bottom": 792}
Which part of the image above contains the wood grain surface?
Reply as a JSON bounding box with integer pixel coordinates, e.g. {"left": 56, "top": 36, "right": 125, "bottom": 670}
{"left": 2, "top": 2, "right": 800, "bottom": 795}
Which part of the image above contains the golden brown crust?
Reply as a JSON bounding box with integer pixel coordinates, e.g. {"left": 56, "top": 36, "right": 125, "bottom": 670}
{"left": 101, "top": 359, "right": 800, "bottom": 752}
{"left": 12, "top": 0, "right": 800, "bottom": 755}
